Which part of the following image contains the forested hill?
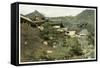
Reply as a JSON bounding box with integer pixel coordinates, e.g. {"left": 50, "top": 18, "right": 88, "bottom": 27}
{"left": 76, "top": 10, "right": 95, "bottom": 34}
{"left": 76, "top": 10, "right": 95, "bottom": 22}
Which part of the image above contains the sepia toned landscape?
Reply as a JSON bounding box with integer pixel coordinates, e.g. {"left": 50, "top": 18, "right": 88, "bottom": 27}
{"left": 20, "top": 5, "right": 96, "bottom": 62}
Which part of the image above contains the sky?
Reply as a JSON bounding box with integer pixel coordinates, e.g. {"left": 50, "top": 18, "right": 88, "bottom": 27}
{"left": 19, "top": 4, "right": 89, "bottom": 17}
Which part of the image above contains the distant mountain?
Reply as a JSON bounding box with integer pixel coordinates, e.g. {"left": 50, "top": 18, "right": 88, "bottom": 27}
{"left": 78, "top": 10, "right": 93, "bottom": 16}
{"left": 76, "top": 10, "right": 95, "bottom": 24}
{"left": 25, "top": 10, "right": 45, "bottom": 21}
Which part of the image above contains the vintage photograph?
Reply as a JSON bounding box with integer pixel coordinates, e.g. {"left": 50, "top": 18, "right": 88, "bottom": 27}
{"left": 19, "top": 4, "right": 96, "bottom": 63}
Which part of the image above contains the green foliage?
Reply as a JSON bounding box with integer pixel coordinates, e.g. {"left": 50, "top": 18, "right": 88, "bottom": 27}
{"left": 40, "top": 22, "right": 84, "bottom": 60}
{"left": 21, "top": 23, "right": 43, "bottom": 62}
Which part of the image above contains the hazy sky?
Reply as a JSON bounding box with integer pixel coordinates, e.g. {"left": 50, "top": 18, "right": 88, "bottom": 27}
{"left": 19, "top": 4, "right": 88, "bottom": 17}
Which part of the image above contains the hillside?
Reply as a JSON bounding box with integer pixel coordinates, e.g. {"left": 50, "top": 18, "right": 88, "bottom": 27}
{"left": 76, "top": 10, "right": 95, "bottom": 34}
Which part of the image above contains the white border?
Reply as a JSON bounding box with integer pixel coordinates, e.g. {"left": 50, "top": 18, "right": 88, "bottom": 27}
{"left": 19, "top": 4, "right": 97, "bottom": 64}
